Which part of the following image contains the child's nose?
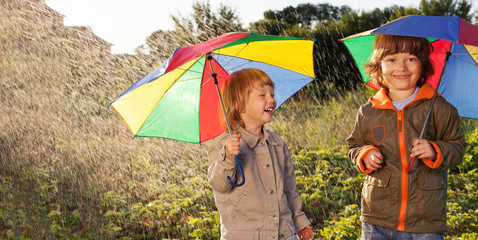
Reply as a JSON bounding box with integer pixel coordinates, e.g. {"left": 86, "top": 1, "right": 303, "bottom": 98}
{"left": 397, "top": 59, "right": 408, "bottom": 69}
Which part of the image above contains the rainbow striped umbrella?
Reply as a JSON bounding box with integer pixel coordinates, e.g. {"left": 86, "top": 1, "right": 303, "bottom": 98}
{"left": 110, "top": 32, "right": 316, "bottom": 143}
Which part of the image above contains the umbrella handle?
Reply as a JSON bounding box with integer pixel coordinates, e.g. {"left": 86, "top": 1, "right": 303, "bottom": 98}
{"left": 207, "top": 54, "right": 246, "bottom": 187}
{"left": 406, "top": 156, "right": 416, "bottom": 173}
{"left": 227, "top": 155, "right": 245, "bottom": 187}
{"left": 406, "top": 49, "right": 452, "bottom": 174}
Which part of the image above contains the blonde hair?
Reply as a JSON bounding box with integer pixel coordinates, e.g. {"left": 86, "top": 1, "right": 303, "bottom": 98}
{"left": 221, "top": 68, "right": 274, "bottom": 132}
{"left": 365, "top": 34, "right": 434, "bottom": 89}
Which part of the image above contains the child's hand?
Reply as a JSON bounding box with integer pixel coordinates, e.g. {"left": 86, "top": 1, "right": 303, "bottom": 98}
{"left": 225, "top": 133, "right": 241, "bottom": 156}
{"left": 364, "top": 149, "right": 383, "bottom": 171}
{"left": 410, "top": 137, "right": 436, "bottom": 160}
{"left": 297, "top": 225, "right": 313, "bottom": 240}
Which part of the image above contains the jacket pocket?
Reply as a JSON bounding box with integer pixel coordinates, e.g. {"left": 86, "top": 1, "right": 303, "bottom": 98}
{"left": 362, "top": 173, "right": 391, "bottom": 215}
{"left": 418, "top": 174, "right": 446, "bottom": 219}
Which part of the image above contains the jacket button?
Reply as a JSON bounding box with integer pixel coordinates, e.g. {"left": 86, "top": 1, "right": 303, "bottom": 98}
{"left": 244, "top": 192, "right": 247, "bottom": 196}
{"left": 266, "top": 164, "right": 271, "bottom": 169}
{"left": 260, "top": 142, "right": 265, "bottom": 146}
{"left": 269, "top": 190, "right": 274, "bottom": 194}
{"left": 280, "top": 234, "right": 285, "bottom": 238}
{"left": 272, "top": 215, "right": 277, "bottom": 219}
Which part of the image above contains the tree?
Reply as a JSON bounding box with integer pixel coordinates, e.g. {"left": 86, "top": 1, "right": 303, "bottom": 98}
{"left": 315, "top": 3, "right": 342, "bottom": 23}
{"left": 170, "top": 1, "right": 243, "bottom": 45}
{"left": 250, "top": 19, "right": 289, "bottom": 36}
{"left": 420, "top": 0, "right": 473, "bottom": 22}
{"left": 137, "top": 1, "right": 243, "bottom": 68}
{"left": 264, "top": 3, "right": 342, "bottom": 28}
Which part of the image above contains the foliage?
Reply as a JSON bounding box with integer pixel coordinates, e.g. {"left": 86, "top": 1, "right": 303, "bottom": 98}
{"left": 420, "top": 0, "right": 474, "bottom": 22}
{"left": 136, "top": 0, "right": 243, "bottom": 69}
{"left": 263, "top": 3, "right": 343, "bottom": 27}
{"left": 318, "top": 204, "right": 361, "bottom": 239}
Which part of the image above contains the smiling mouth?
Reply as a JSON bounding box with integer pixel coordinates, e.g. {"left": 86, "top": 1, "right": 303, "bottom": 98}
{"left": 394, "top": 75, "right": 411, "bottom": 80}
{"left": 264, "top": 107, "right": 274, "bottom": 113}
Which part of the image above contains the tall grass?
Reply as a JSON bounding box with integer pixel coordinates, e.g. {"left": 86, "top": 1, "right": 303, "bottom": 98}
{"left": 1, "top": 0, "right": 207, "bottom": 236}
{"left": 270, "top": 85, "right": 372, "bottom": 152}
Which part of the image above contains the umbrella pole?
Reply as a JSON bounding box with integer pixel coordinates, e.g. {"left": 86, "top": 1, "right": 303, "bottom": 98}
{"left": 208, "top": 54, "right": 245, "bottom": 187}
{"left": 406, "top": 46, "right": 453, "bottom": 173}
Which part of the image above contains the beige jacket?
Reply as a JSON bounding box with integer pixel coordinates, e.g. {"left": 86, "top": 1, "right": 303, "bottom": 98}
{"left": 207, "top": 127, "right": 310, "bottom": 240}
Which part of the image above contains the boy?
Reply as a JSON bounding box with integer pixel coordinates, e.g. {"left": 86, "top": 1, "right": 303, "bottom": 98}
{"left": 347, "top": 34, "right": 466, "bottom": 239}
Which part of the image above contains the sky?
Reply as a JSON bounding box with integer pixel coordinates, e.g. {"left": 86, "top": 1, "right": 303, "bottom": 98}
{"left": 45, "top": 0, "right": 474, "bottom": 54}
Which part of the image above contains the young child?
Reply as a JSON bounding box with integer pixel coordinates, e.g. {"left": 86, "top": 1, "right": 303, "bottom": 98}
{"left": 207, "top": 68, "right": 313, "bottom": 240}
{"left": 347, "top": 34, "right": 466, "bottom": 239}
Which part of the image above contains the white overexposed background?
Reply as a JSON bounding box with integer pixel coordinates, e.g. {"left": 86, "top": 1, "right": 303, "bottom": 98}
{"left": 45, "top": 0, "right": 475, "bottom": 54}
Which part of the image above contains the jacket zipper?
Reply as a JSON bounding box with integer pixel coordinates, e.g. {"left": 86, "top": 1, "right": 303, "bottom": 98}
{"left": 397, "top": 110, "right": 408, "bottom": 231}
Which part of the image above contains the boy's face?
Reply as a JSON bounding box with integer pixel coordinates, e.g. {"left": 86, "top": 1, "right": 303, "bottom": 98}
{"left": 240, "top": 83, "right": 276, "bottom": 129}
{"left": 381, "top": 52, "right": 422, "bottom": 96}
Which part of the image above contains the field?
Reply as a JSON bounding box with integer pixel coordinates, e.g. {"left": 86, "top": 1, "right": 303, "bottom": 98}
{"left": 1, "top": 1, "right": 478, "bottom": 239}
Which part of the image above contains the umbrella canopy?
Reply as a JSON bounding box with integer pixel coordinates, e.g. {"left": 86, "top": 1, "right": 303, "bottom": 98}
{"left": 110, "top": 32, "right": 316, "bottom": 143}
{"left": 341, "top": 15, "right": 478, "bottom": 119}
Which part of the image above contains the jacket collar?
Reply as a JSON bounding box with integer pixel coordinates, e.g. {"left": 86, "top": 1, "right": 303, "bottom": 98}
{"left": 370, "top": 83, "right": 438, "bottom": 110}
{"left": 238, "top": 126, "right": 278, "bottom": 148}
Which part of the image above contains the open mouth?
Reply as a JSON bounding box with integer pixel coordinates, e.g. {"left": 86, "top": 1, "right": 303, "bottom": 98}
{"left": 393, "top": 75, "right": 411, "bottom": 80}
{"left": 264, "top": 107, "right": 274, "bottom": 113}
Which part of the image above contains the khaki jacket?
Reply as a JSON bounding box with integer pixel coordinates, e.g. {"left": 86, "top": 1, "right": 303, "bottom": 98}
{"left": 207, "top": 127, "right": 310, "bottom": 240}
{"left": 347, "top": 84, "right": 466, "bottom": 233}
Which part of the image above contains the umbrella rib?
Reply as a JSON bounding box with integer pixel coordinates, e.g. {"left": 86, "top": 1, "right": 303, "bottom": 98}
{"left": 209, "top": 53, "right": 256, "bottom": 73}
{"left": 199, "top": 59, "right": 255, "bottom": 87}
{"left": 452, "top": 44, "right": 465, "bottom": 52}
{"left": 436, "top": 39, "right": 448, "bottom": 51}
{"left": 177, "top": 77, "right": 203, "bottom": 82}
{"left": 173, "top": 59, "right": 206, "bottom": 82}
{"left": 449, "top": 44, "right": 477, "bottom": 66}
{"left": 450, "top": 54, "right": 478, "bottom": 66}
{"left": 433, "top": 49, "right": 447, "bottom": 54}
{"left": 213, "top": 42, "right": 250, "bottom": 69}
{"left": 201, "top": 76, "right": 214, "bottom": 87}
{"left": 226, "top": 60, "right": 254, "bottom": 72}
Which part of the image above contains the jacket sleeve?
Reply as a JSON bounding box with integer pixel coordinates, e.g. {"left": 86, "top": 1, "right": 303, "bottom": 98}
{"left": 207, "top": 135, "right": 237, "bottom": 192}
{"left": 347, "top": 106, "right": 377, "bottom": 174}
{"left": 425, "top": 100, "right": 466, "bottom": 170}
{"left": 282, "top": 142, "right": 310, "bottom": 232}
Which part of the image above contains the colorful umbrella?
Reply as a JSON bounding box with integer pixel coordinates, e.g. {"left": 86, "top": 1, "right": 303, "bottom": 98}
{"left": 341, "top": 15, "right": 478, "bottom": 120}
{"left": 341, "top": 15, "right": 478, "bottom": 172}
{"left": 109, "top": 32, "right": 316, "bottom": 186}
